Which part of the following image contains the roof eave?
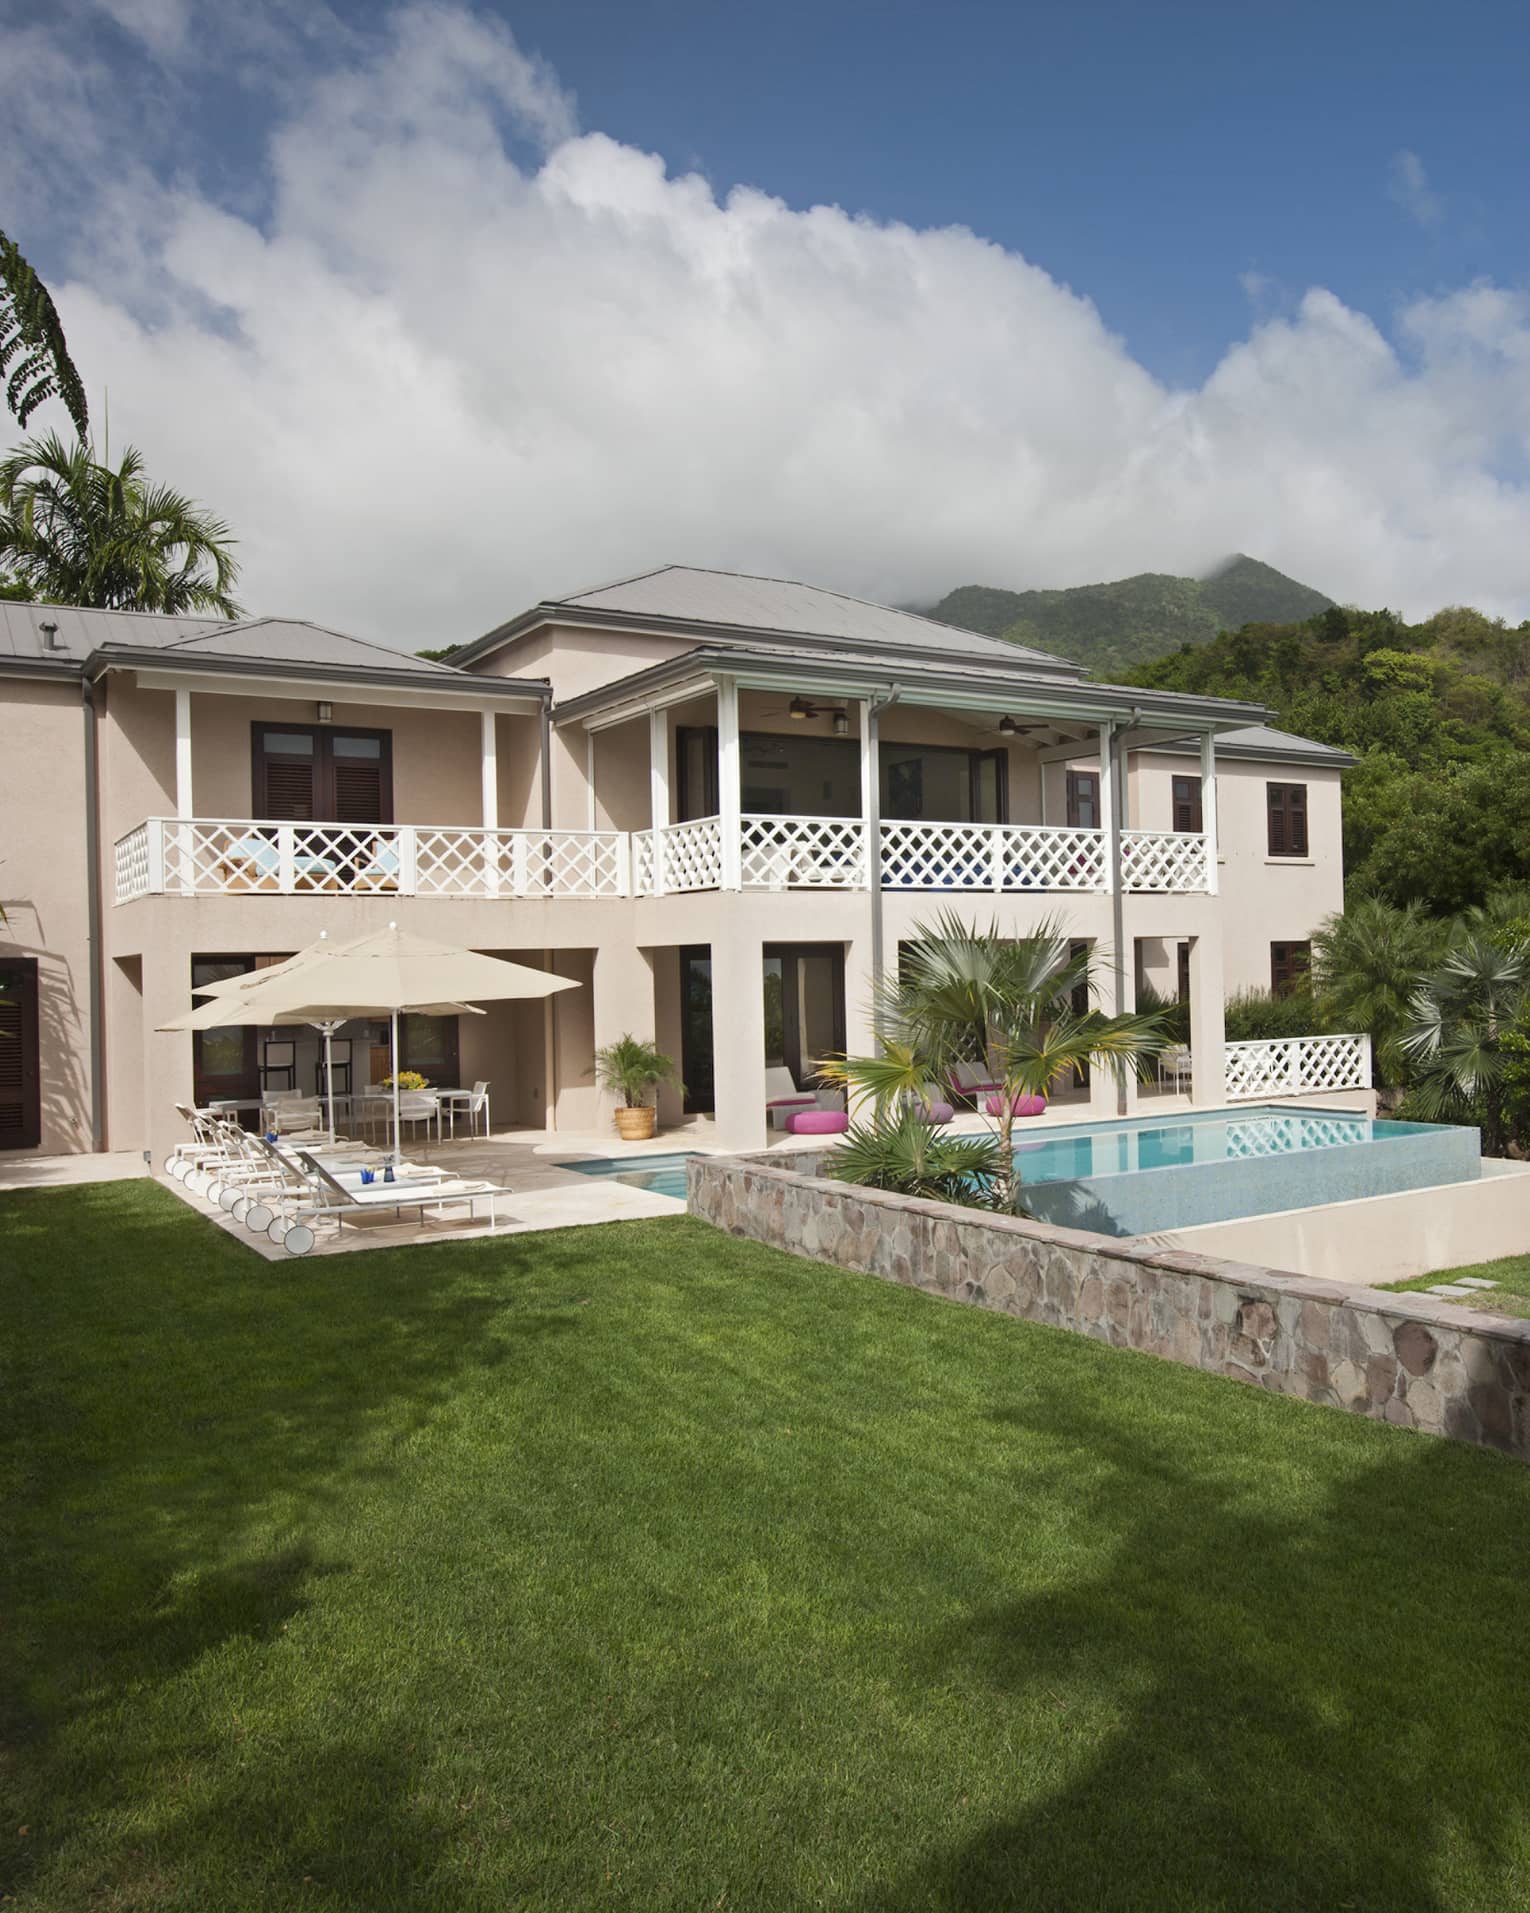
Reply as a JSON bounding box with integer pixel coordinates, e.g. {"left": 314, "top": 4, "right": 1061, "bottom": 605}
{"left": 454, "top": 600, "right": 1084, "bottom": 680}
{"left": 85, "top": 646, "right": 552, "bottom": 702}
{"left": 551, "top": 647, "right": 1272, "bottom": 730}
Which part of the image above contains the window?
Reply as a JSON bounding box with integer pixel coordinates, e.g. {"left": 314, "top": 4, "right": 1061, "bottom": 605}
{"left": 252, "top": 724, "right": 393, "bottom": 823}
{"left": 1267, "top": 782, "right": 1308, "bottom": 857}
{"left": 1066, "top": 769, "right": 1100, "bottom": 829}
{"left": 1171, "top": 775, "right": 1203, "bottom": 835}
{"left": 1271, "top": 942, "right": 1311, "bottom": 996}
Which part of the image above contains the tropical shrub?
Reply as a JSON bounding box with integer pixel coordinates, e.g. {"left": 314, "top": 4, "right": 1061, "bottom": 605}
{"left": 1223, "top": 987, "right": 1327, "bottom": 1044}
{"left": 825, "top": 1108, "right": 1008, "bottom": 1209}
{"left": 594, "top": 1034, "right": 681, "bottom": 1109}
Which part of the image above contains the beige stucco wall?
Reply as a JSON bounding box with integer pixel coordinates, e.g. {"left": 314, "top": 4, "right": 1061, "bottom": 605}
{"left": 472, "top": 624, "right": 694, "bottom": 700}
{"left": 0, "top": 678, "right": 92, "bottom": 1154}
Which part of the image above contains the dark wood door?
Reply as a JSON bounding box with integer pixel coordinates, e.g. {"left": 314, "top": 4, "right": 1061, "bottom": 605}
{"left": 252, "top": 725, "right": 393, "bottom": 823}
{"left": 0, "top": 957, "right": 41, "bottom": 1149}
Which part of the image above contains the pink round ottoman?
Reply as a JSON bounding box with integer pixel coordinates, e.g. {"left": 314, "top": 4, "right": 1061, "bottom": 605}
{"left": 985, "top": 1092, "right": 1047, "bottom": 1118}
{"left": 786, "top": 1108, "right": 849, "bottom": 1136}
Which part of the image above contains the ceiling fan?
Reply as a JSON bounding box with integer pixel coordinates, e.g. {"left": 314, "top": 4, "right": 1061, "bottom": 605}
{"left": 759, "top": 695, "right": 852, "bottom": 734}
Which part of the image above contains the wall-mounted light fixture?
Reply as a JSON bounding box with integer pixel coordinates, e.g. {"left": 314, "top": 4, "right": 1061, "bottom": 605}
{"left": 316, "top": 701, "right": 333, "bottom": 723}
{"left": 831, "top": 709, "right": 849, "bottom": 737}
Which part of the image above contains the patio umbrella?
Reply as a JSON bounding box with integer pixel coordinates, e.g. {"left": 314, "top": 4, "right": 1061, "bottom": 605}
{"left": 162, "top": 925, "right": 579, "bottom": 1158}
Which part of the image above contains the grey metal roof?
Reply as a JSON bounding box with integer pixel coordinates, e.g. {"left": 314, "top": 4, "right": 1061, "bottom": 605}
{"left": 1153, "top": 723, "right": 1355, "bottom": 768}
{"left": 0, "top": 601, "right": 224, "bottom": 663}
{"left": 457, "top": 564, "right": 1085, "bottom": 676}
{"left": 0, "top": 602, "right": 547, "bottom": 700}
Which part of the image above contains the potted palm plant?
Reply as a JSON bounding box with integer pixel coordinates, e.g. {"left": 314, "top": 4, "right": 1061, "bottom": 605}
{"left": 594, "top": 1034, "right": 682, "bottom": 1141}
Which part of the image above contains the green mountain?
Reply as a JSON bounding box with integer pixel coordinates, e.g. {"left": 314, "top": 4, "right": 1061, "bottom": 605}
{"left": 926, "top": 555, "right": 1334, "bottom": 677}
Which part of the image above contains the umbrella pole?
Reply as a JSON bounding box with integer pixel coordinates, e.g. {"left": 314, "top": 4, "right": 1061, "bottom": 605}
{"left": 323, "top": 1024, "right": 336, "bottom": 1145}
{"left": 391, "top": 1009, "right": 401, "bottom": 1165}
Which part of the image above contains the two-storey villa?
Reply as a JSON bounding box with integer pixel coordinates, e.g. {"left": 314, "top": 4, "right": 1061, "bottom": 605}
{"left": 0, "top": 567, "right": 1352, "bottom": 1164}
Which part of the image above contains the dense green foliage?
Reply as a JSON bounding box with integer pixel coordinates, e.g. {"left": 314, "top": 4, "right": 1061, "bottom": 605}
{"left": 1130, "top": 602, "right": 1530, "bottom": 911}
{"left": 925, "top": 554, "right": 1332, "bottom": 675}
{"left": 0, "top": 431, "right": 242, "bottom": 616}
{"left": 822, "top": 912, "right": 1166, "bottom": 1209}
{"left": 0, "top": 228, "right": 89, "bottom": 439}
{"left": 7, "top": 1183, "right": 1530, "bottom": 1907}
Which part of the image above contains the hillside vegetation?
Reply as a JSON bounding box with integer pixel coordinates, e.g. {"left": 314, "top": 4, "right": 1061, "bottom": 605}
{"left": 1126, "top": 604, "right": 1530, "bottom": 912}
{"left": 928, "top": 555, "right": 1332, "bottom": 675}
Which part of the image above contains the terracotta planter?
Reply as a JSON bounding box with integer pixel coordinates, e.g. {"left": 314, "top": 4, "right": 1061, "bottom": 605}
{"left": 613, "top": 1105, "right": 657, "bottom": 1141}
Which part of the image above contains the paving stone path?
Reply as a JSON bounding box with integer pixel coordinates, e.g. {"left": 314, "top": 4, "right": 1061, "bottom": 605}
{"left": 1426, "top": 1278, "right": 1500, "bottom": 1298}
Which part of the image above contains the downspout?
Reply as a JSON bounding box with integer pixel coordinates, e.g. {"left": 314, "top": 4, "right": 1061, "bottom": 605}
{"left": 866, "top": 685, "right": 901, "bottom": 1029}
{"left": 82, "top": 676, "right": 106, "bottom": 1151}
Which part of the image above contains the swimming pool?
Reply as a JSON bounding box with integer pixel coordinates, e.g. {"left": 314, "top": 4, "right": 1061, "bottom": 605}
{"left": 1010, "top": 1104, "right": 1481, "bottom": 1237}
{"left": 565, "top": 1152, "right": 695, "bottom": 1201}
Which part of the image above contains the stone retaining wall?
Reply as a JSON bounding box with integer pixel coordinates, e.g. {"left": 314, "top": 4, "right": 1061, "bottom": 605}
{"left": 688, "top": 1151, "right": 1530, "bottom": 1461}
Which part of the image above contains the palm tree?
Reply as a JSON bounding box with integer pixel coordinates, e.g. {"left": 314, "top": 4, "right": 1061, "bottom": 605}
{"left": 1310, "top": 898, "right": 1445, "bottom": 1087}
{"left": 819, "top": 911, "right": 1167, "bottom": 1212}
{"left": 1401, "top": 934, "right": 1530, "bottom": 1154}
{"left": 828, "top": 1106, "right": 1008, "bottom": 1208}
{"left": 1, "top": 229, "right": 89, "bottom": 439}
{"left": 0, "top": 432, "right": 241, "bottom": 616}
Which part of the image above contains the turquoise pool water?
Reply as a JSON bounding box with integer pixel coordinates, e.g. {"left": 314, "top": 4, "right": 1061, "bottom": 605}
{"left": 1010, "top": 1104, "right": 1479, "bottom": 1237}
{"left": 566, "top": 1152, "right": 695, "bottom": 1200}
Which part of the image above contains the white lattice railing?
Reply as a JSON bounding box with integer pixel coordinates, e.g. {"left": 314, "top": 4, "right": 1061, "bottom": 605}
{"left": 631, "top": 816, "right": 725, "bottom": 895}
{"left": 1224, "top": 1033, "right": 1372, "bottom": 1102}
{"left": 112, "top": 818, "right": 628, "bottom": 902}
{"left": 740, "top": 814, "right": 867, "bottom": 889}
{"left": 880, "top": 820, "right": 1107, "bottom": 892}
{"left": 1120, "top": 830, "right": 1210, "bottom": 893}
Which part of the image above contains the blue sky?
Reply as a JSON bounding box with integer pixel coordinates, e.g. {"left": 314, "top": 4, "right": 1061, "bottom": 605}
{"left": 362, "top": 0, "right": 1521, "bottom": 385}
{"left": 10, "top": 0, "right": 1530, "bottom": 640}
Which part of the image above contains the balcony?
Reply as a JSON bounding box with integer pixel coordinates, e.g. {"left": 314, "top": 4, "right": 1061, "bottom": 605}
{"left": 113, "top": 819, "right": 629, "bottom": 903}
{"left": 114, "top": 813, "right": 1213, "bottom": 904}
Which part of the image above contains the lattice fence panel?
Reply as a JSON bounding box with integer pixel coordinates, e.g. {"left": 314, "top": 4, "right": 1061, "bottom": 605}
{"left": 520, "top": 832, "right": 627, "bottom": 898}
{"left": 631, "top": 831, "right": 657, "bottom": 896}
{"left": 654, "top": 817, "right": 723, "bottom": 892}
{"left": 1120, "top": 831, "right": 1209, "bottom": 892}
{"left": 1224, "top": 1035, "right": 1370, "bottom": 1101}
{"left": 881, "top": 821, "right": 1105, "bottom": 892}
{"left": 999, "top": 827, "right": 1106, "bottom": 891}
{"left": 114, "top": 826, "right": 152, "bottom": 903}
{"left": 740, "top": 815, "right": 865, "bottom": 888}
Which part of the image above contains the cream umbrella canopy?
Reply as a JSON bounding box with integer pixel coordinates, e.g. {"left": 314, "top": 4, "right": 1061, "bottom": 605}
{"left": 162, "top": 926, "right": 580, "bottom": 1157}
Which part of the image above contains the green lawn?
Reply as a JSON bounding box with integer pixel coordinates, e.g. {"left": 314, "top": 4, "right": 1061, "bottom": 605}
{"left": 1386, "top": 1254, "right": 1530, "bottom": 1320}
{"left": 6, "top": 1183, "right": 1530, "bottom": 1911}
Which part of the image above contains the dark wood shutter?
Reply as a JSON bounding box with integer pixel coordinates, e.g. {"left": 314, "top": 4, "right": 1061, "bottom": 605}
{"left": 0, "top": 959, "right": 41, "bottom": 1149}
{"left": 1271, "top": 942, "right": 1311, "bottom": 995}
{"left": 1066, "top": 770, "right": 1100, "bottom": 829}
{"left": 1267, "top": 783, "right": 1309, "bottom": 856}
{"left": 1171, "top": 775, "right": 1203, "bottom": 834}
{"left": 254, "top": 730, "right": 317, "bottom": 819}
{"left": 331, "top": 739, "right": 388, "bottom": 824}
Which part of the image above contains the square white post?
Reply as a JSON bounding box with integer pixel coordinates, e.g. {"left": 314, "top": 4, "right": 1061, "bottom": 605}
{"left": 173, "top": 688, "right": 194, "bottom": 895}
{"left": 586, "top": 730, "right": 598, "bottom": 831}
{"left": 481, "top": 710, "right": 500, "bottom": 895}
{"left": 1099, "top": 722, "right": 1116, "bottom": 895}
{"left": 858, "top": 697, "right": 876, "bottom": 887}
{"left": 717, "top": 677, "right": 742, "bottom": 891}
{"left": 1189, "top": 933, "right": 1227, "bottom": 1108}
{"left": 650, "top": 707, "right": 670, "bottom": 829}
{"left": 174, "top": 688, "right": 193, "bottom": 818}
{"left": 1200, "top": 730, "right": 1219, "bottom": 895}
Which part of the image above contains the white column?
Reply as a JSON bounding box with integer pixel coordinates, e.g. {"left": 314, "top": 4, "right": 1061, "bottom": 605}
{"left": 1200, "top": 730, "right": 1219, "bottom": 896}
{"left": 586, "top": 730, "right": 598, "bottom": 831}
{"left": 480, "top": 710, "right": 498, "bottom": 829}
{"left": 1189, "top": 932, "right": 1227, "bottom": 1108}
{"left": 717, "top": 677, "right": 742, "bottom": 891}
{"left": 174, "top": 688, "right": 193, "bottom": 818}
{"left": 710, "top": 933, "right": 768, "bottom": 1150}
{"left": 649, "top": 708, "right": 670, "bottom": 828}
{"left": 1099, "top": 721, "right": 1115, "bottom": 895}
{"left": 858, "top": 697, "right": 876, "bottom": 886}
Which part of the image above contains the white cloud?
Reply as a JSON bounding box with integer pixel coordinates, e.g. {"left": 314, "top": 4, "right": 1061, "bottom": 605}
{"left": 12, "top": 4, "right": 1530, "bottom": 644}
{"left": 1389, "top": 149, "right": 1444, "bottom": 229}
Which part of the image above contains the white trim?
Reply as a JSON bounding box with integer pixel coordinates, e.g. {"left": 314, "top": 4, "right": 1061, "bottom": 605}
{"left": 650, "top": 706, "right": 670, "bottom": 831}
{"left": 1200, "top": 730, "right": 1219, "bottom": 897}
{"left": 132, "top": 667, "right": 540, "bottom": 715}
